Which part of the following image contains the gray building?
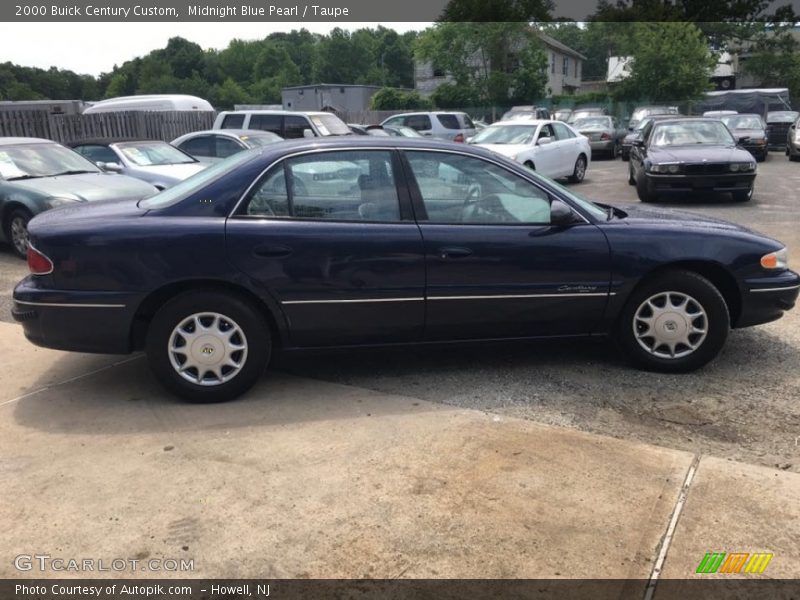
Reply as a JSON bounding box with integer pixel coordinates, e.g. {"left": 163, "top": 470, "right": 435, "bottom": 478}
{"left": 281, "top": 84, "right": 383, "bottom": 113}
{"left": 415, "top": 31, "right": 586, "bottom": 99}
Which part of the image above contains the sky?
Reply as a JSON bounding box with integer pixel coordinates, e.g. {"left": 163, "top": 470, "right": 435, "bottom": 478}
{"left": 0, "top": 22, "right": 429, "bottom": 76}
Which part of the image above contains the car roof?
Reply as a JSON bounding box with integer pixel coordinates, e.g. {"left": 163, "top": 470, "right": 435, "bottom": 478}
{"left": 649, "top": 117, "right": 723, "bottom": 125}
{"left": 386, "top": 111, "right": 467, "bottom": 117}
{"left": 71, "top": 139, "right": 166, "bottom": 146}
{"left": 219, "top": 110, "right": 328, "bottom": 116}
{"left": 180, "top": 129, "right": 277, "bottom": 137}
{"left": 489, "top": 119, "right": 551, "bottom": 126}
{"left": 0, "top": 137, "right": 54, "bottom": 146}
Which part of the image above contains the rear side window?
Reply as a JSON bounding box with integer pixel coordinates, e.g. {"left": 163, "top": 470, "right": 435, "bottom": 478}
{"left": 552, "top": 122, "right": 576, "bottom": 140}
{"left": 221, "top": 114, "right": 245, "bottom": 129}
{"left": 405, "top": 115, "right": 432, "bottom": 131}
{"left": 242, "top": 150, "right": 401, "bottom": 222}
{"left": 248, "top": 114, "right": 283, "bottom": 135}
{"left": 177, "top": 136, "right": 213, "bottom": 158}
{"left": 215, "top": 136, "right": 244, "bottom": 159}
{"left": 437, "top": 114, "right": 461, "bottom": 129}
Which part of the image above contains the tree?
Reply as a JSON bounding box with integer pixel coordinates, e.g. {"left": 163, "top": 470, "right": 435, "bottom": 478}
{"left": 370, "top": 87, "right": 433, "bottom": 110}
{"left": 415, "top": 23, "right": 548, "bottom": 106}
{"left": 611, "top": 22, "right": 715, "bottom": 102}
{"left": 438, "top": 0, "right": 552, "bottom": 21}
{"left": 742, "top": 26, "right": 800, "bottom": 103}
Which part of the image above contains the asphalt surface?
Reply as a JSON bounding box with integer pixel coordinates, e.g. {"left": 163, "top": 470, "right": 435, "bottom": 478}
{"left": 2, "top": 152, "right": 798, "bottom": 473}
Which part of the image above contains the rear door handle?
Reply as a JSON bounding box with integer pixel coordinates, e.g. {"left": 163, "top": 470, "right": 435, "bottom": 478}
{"left": 438, "top": 246, "right": 473, "bottom": 259}
{"left": 253, "top": 244, "right": 293, "bottom": 258}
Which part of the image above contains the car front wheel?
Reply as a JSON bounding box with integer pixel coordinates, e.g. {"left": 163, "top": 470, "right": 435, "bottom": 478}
{"left": 617, "top": 270, "right": 729, "bottom": 373}
{"left": 635, "top": 174, "right": 658, "bottom": 202}
{"left": 5, "top": 208, "right": 32, "bottom": 259}
{"left": 145, "top": 291, "right": 271, "bottom": 403}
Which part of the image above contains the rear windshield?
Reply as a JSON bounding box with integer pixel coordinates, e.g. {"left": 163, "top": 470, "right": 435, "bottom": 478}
{"left": 309, "top": 114, "right": 352, "bottom": 136}
{"left": 437, "top": 114, "right": 462, "bottom": 130}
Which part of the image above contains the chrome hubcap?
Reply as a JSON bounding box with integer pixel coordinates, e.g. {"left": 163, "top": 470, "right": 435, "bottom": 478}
{"left": 575, "top": 158, "right": 585, "bottom": 179}
{"left": 168, "top": 312, "right": 248, "bottom": 386}
{"left": 10, "top": 217, "right": 29, "bottom": 255}
{"left": 633, "top": 291, "right": 708, "bottom": 359}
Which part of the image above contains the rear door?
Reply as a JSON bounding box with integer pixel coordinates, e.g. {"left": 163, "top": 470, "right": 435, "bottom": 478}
{"left": 226, "top": 148, "right": 425, "bottom": 347}
{"left": 402, "top": 149, "right": 611, "bottom": 340}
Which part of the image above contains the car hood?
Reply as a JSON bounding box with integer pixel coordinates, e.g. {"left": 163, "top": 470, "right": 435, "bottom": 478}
{"left": 648, "top": 144, "right": 754, "bottom": 163}
{"left": 614, "top": 204, "right": 757, "bottom": 234}
{"left": 132, "top": 163, "right": 207, "bottom": 181}
{"left": 11, "top": 172, "right": 156, "bottom": 201}
{"left": 728, "top": 128, "right": 766, "bottom": 138}
{"left": 476, "top": 143, "right": 528, "bottom": 158}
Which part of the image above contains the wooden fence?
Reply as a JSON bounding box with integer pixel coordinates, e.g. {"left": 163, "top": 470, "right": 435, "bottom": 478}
{"left": 0, "top": 110, "right": 216, "bottom": 144}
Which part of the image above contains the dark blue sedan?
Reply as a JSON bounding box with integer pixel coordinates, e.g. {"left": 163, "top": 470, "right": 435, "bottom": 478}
{"left": 12, "top": 138, "right": 800, "bottom": 402}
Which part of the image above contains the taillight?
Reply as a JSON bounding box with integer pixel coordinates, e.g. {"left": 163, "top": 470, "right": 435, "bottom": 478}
{"left": 27, "top": 245, "right": 53, "bottom": 275}
{"left": 600, "top": 132, "right": 611, "bottom": 140}
{"left": 453, "top": 133, "right": 465, "bottom": 143}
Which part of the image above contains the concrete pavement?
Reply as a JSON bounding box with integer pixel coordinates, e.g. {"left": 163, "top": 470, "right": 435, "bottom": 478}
{"left": 1, "top": 321, "right": 798, "bottom": 586}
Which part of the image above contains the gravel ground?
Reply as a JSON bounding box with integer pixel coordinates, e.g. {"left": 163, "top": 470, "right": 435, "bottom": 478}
{"left": 2, "top": 153, "right": 799, "bottom": 472}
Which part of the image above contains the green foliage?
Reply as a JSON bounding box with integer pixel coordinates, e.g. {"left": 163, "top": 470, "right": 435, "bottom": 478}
{"left": 415, "top": 22, "right": 548, "bottom": 106}
{"left": 431, "top": 83, "right": 479, "bottom": 109}
{"left": 742, "top": 26, "right": 800, "bottom": 104}
{"left": 438, "top": 0, "right": 553, "bottom": 22}
{"left": 551, "top": 91, "right": 612, "bottom": 106}
{"left": 370, "top": 87, "right": 433, "bottom": 110}
{"left": 610, "top": 23, "right": 716, "bottom": 103}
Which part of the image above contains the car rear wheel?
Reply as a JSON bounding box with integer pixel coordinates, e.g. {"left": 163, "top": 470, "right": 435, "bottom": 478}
{"left": 146, "top": 291, "right": 271, "bottom": 403}
{"left": 617, "top": 270, "right": 729, "bottom": 373}
{"left": 568, "top": 155, "right": 586, "bottom": 183}
{"left": 4, "top": 208, "right": 32, "bottom": 259}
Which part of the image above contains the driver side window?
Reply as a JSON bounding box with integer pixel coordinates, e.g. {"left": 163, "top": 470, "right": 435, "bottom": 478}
{"left": 405, "top": 151, "right": 552, "bottom": 225}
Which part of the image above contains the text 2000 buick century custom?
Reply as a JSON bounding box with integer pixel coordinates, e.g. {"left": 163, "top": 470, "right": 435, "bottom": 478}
{"left": 12, "top": 138, "right": 800, "bottom": 402}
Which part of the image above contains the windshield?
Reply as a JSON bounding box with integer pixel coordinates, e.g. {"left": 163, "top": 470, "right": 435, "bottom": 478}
{"left": 139, "top": 150, "right": 257, "bottom": 209}
{"left": 721, "top": 115, "right": 763, "bottom": 129}
{"left": 242, "top": 133, "right": 282, "bottom": 147}
{"left": 0, "top": 143, "right": 99, "bottom": 180}
{"left": 572, "top": 117, "right": 611, "bottom": 129}
{"left": 309, "top": 114, "right": 352, "bottom": 136}
{"left": 569, "top": 110, "right": 603, "bottom": 122}
{"left": 117, "top": 142, "right": 196, "bottom": 166}
{"left": 767, "top": 111, "right": 798, "bottom": 123}
{"left": 632, "top": 107, "right": 672, "bottom": 121}
{"left": 472, "top": 125, "right": 536, "bottom": 145}
{"left": 650, "top": 121, "right": 735, "bottom": 147}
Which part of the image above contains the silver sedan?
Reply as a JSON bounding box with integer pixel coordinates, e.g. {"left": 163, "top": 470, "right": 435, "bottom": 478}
{"left": 572, "top": 116, "right": 627, "bottom": 159}
{"left": 171, "top": 129, "right": 283, "bottom": 163}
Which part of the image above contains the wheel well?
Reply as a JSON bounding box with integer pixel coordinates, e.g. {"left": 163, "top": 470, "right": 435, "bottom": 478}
{"left": 130, "top": 279, "right": 283, "bottom": 351}
{"left": 1, "top": 202, "right": 31, "bottom": 229}
{"left": 635, "top": 261, "right": 742, "bottom": 325}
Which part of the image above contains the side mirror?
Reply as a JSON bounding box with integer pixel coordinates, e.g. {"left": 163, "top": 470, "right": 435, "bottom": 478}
{"left": 97, "top": 161, "right": 122, "bottom": 173}
{"left": 537, "top": 136, "right": 553, "bottom": 146}
{"left": 302, "top": 129, "right": 315, "bottom": 139}
{"left": 550, "top": 199, "right": 577, "bottom": 227}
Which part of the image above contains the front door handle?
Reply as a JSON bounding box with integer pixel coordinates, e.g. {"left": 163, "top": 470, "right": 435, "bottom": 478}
{"left": 252, "top": 244, "right": 293, "bottom": 258}
{"left": 438, "top": 246, "right": 473, "bottom": 259}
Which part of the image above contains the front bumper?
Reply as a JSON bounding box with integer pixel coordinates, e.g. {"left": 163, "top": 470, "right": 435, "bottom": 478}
{"left": 12, "top": 276, "right": 139, "bottom": 354}
{"left": 737, "top": 270, "right": 800, "bottom": 328}
{"left": 646, "top": 172, "right": 756, "bottom": 194}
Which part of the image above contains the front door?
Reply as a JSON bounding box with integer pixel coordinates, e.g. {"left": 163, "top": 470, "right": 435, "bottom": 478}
{"left": 532, "top": 123, "right": 561, "bottom": 177}
{"left": 226, "top": 149, "right": 425, "bottom": 347}
{"left": 402, "top": 149, "right": 612, "bottom": 341}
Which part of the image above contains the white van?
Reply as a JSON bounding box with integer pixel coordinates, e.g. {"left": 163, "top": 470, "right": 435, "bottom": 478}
{"left": 212, "top": 110, "right": 352, "bottom": 138}
{"left": 83, "top": 95, "right": 214, "bottom": 114}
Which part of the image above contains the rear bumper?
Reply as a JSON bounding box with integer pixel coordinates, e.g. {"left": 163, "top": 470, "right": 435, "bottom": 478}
{"left": 736, "top": 271, "right": 800, "bottom": 328}
{"left": 589, "top": 140, "right": 615, "bottom": 152}
{"left": 12, "top": 276, "right": 138, "bottom": 354}
{"left": 646, "top": 172, "right": 755, "bottom": 194}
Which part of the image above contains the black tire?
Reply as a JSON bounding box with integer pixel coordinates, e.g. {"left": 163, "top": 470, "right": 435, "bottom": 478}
{"left": 4, "top": 207, "right": 32, "bottom": 259}
{"left": 732, "top": 185, "right": 753, "bottom": 202}
{"left": 617, "top": 270, "right": 730, "bottom": 373}
{"left": 568, "top": 154, "right": 587, "bottom": 183}
{"left": 621, "top": 149, "right": 630, "bottom": 162}
{"left": 635, "top": 173, "right": 657, "bottom": 203}
{"left": 145, "top": 290, "right": 271, "bottom": 403}
{"left": 628, "top": 164, "right": 636, "bottom": 186}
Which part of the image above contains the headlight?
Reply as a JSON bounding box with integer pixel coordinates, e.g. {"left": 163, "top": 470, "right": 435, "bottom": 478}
{"left": 730, "top": 162, "right": 755, "bottom": 172}
{"left": 47, "top": 197, "right": 79, "bottom": 208}
{"left": 761, "top": 247, "right": 789, "bottom": 270}
{"left": 647, "top": 163, "right": 681, "bottom": 174}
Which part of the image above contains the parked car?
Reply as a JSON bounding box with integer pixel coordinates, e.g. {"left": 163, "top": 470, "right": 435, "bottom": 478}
{"left": 14, "top": 137, "right": 798, "bottom": 402}
{"left": 620, "top": 114, "right": 677, "bottom": 161}
{"left": 718, "top": 114, "right": 769, "bottom": 161}
{"left": 0, "top": 137, "right": 156, "bottom": 257}
{"left": 83, "top": 94, "right": 213, "bottom": 113}
{"left": 500, "top": 106, "right": 551, "bottom": 121}
{"left": 380, "top": 112, "right": 476, "bottom": 143}
{"left": 470, "top": 119, "right": 590, "bottom": 181}
{"left": 628, "top": 105, "right": 680, "bottom": 130}
{"left": 567, "top": 107, "right": 608, "bottom": 124}
{"left": 553, "top": 109, "right": 573, "bottom": 122}
{"left": 766, "top": 110, "right": 800, "bottom": 150}
{"left": 702, "top": 110, "right": 738, "bottom": 118}
{"left": 213, "top": 110, "right": 352, "bottom": 138}
{"left": 785, "top": 117, "right": 800, "bottom": 160}
{"left": 571, "top": 115, "right": 627, "bottom": 158}
{"left": 71, "top": 140, "right": 207, "bottom": 190}
{"left": 628, "top": 118, "right": 756, "bottom": 203}
{"left": 381, "top": 125, "right": 425, "bottom": 138}
{"left": 171, "top": 129, "right": 282, "bottom": 163}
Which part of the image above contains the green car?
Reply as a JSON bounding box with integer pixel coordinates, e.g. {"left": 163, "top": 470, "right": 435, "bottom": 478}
{"left": 0, "top": 137, "right": 158, "bottom": 258}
